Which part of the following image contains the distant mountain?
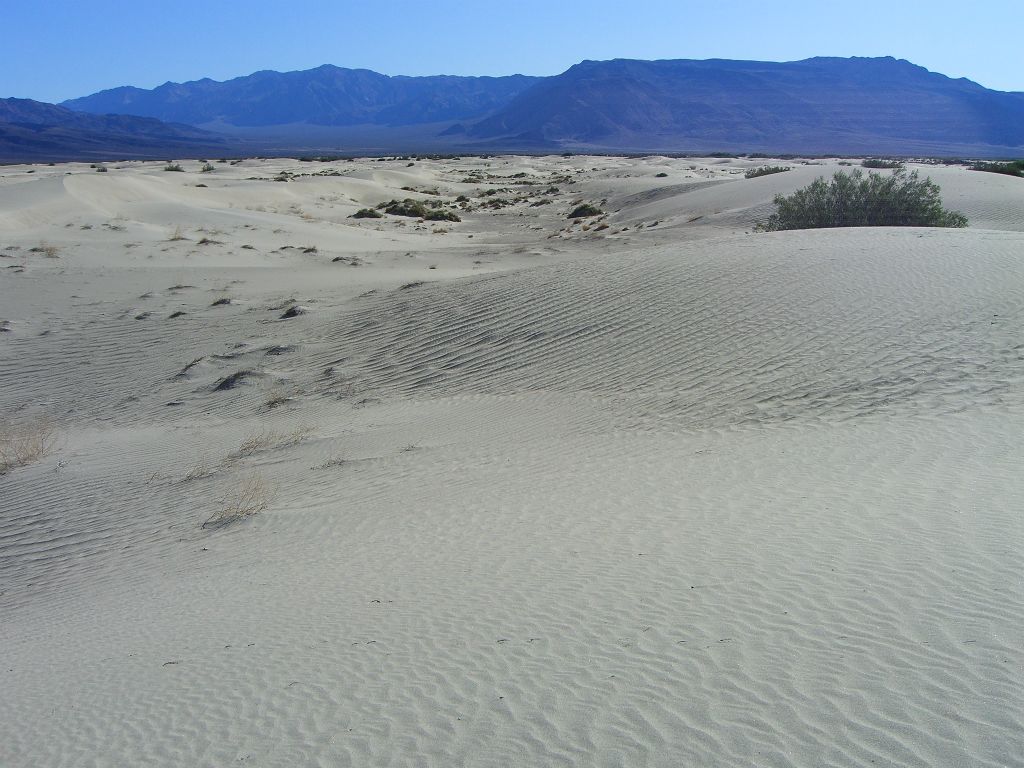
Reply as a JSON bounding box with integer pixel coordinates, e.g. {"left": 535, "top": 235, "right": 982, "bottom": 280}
{"left": 0, "top": 98, "right": 226, "bottom": 162}
{"left": 62, "top": 65, "right": 540, "bottom": 129}
{"left": 28, "top": 57, "right": 1024, "bottom": 159}
{"left": 469, "top": 57, "right": 1024, "bottom": 155}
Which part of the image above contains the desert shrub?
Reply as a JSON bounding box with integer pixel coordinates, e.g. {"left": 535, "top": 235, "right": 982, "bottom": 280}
{"left": 383, "top": 199, "right": 428, "bottom": 218}
{"left": 970, "top": 160, "right": 1024, "bottom": 178}
{"left": 745, "top": 165, "right": 790, "bottom": 179}
{"left": 201, "top": 163, "right": 215, "bottom": 173}
{"left": 758, "top": 168, "right": 967, "bottom": 231}
{"left": 95, "top": 165, "right": 108, "bottom": 172}
{"left": 568, "top": 203, "right": 603, "bottom": 218}
{"left": 655, "top": 172, "right": 669, "bottom": 177}
{"left": 202, "top": 473, "right": 270, "bottom": 529}
{"left": 861, "top": 158, "right": 904, "bottom": 170}
{"left": 164, "top": 163, "right": 184, "bottom": 172}
{"left": 352, "top": 208, "right": 383, "bottom": 219}
{"left": 0, "top": 416, "right": 56, "bottom": 473}
{"left": 424, "top": 209, "right": 461, "bottom": 222}
{"left": 29, "top": 242, "right": 60, "bottom": 258}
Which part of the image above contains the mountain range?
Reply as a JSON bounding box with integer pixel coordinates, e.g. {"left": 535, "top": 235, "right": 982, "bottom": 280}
{"left": 0, "top": 98, "right": 225, "bottom": 162}
{"left": 3, "top": 57, "right": 1023, "bottom": 161}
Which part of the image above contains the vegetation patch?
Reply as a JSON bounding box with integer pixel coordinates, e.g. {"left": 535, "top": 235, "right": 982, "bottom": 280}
{"left": 0, "top": 416, "right": 56, "bottom": 474}
{"left": 758, "top": 168, "right": 967, "bottom": 231}
{"left": 568, "top": 203, "right": 604, "bottom": 218}
{"left": 861, "top": 158, "right": 905, "bottom": 170}
{"left": 745, "top": 165, "right": 790, "bottom": 179}
{"left": 352, "top": 208, "right": 383, "bottom": 219}
{"left": 970, "top": 159, "right": 1024, "bottom": 178}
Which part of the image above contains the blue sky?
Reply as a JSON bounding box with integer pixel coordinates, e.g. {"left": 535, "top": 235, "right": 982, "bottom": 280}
{"left": 4, "top": 0, "right": 1022, "bottom": 102}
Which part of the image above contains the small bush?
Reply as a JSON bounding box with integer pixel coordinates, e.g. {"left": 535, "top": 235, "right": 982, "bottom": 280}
{"left": 861, "top": 158, "right": 904, "bottom": 170}
{"left": 655, "top": 172, "right": 669, "bottom": 178}
{"left": 383, "top": 199, "right": 429, "bottom": 218}
{"left": 164, "top": 163, "right": 184, "bottom": 172}
{"left": 970, "top": 160, "right": 1024, "bottom": 178}
{"left": 200, "top": 163, "right": 215, "bottom": 173}
{"left": 95, "top": 166, "right": 108, "bottom": 173}
{"left": 202, "top": 473, "right": 270, "bottom": 529}
{"left": 568, "top": 203, "right": 603, "bottom": 218}
{"left": 352, "top": 208, "right": 383, "bottom": 219}
{"left": 745, "top": 165, "right": 790, "bottom": 179}
{"left": 0, "top": 416, "right": 56, "bottom": 473}
{"left": 29, "top": 242, "right": 60, "bottom": 258}
{"left": 424, "top": 209, "right": 461, "bottom": 222}
{"left": 758, "top": 168, "right": 967, "bottom": 231}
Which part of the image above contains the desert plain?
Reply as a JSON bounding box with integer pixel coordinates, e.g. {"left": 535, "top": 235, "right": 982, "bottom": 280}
{"left": 1, "top": 154, "right": 1022, "bottom": 767}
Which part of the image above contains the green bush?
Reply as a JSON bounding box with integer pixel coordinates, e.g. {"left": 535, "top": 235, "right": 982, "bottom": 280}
{"left": 758, "top": 168, "right": 967, "bottom": 231}
{"left": 970, "top": 160, "right": 1024, "bottom": 178}
{"left": 861, "top": 158, "right": 904, "bottom": 170}
{"left": 568, "top": 203, "right": 603, "bottom": 218}
{"left": 164, "top": 163, "right": 184, "bottom": 172}
{"left": 745, "top": 165, "right": 790, "bottom": 179}
{"left": 383, "top": 199, "right": 428, "bottom": 218}
{"left": 424, "top": 209, "right": 461, "bottom": 222}
{"left": 352, "top": 208, "right": 383, "bottom": 219}
{"left": 201, "top": 163, "right": 215, "bottom": 173}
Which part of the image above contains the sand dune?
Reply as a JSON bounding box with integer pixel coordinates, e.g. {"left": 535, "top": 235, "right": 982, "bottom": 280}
{"left": 2, "top": 156, "right": 1022, "bottom": 767}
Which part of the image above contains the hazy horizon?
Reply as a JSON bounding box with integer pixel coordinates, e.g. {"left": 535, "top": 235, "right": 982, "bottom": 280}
{"left": 3, "top": 0, "right": 1022, "bottom": 103}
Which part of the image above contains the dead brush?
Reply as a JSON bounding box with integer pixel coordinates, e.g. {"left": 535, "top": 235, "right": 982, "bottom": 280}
{"left": 182, "top": 456, "right": 217, "bottom": 482}
{"left": 201, "top": 473, "right": 270, "bottom": 529}
{"left": 28, "top": 242, "right": 60, "bottom": 258}
{"left": 228, "top": 425, "right": 314, "bottom": 460}
{"left": 0, "top": 416, "right": 57, "bottom": 473}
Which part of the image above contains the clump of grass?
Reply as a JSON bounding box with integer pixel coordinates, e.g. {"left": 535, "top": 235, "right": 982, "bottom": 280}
{"left": 757, "top": 168, "right": 967, "bottom": 231}
{"left": 201, "top": 473, "right": 270, "bottom": 529}
{"left": 568, "top": 203, "right": 603, "bottom": 219}
{"left": 168, "top": 226, "right": 187, "bottom": 241}
{"left": 0, "top": 416, "right": 56, "bottom": 474}
{"left": 200, "top": 163, "right": 215, "bottom": 173}
{"left": 182, "top": 457, "right": 217, "bottom": 482}
{"left": 655, "top": 172, "right": 669, "bottom": 178}
{"left": 95, "top": 166, "right": 108, "bottom": 173}
{"left": 352, "top": 208, "right": 383, "bottom": 219}
{"left": 745, "top": 165, "right": 790, "bottom": 179}
{"left": 230, "top": 425, "right": 313, "bottom": 459}
{"left": 164, "top": 163, "right": 184, "bottom": 172}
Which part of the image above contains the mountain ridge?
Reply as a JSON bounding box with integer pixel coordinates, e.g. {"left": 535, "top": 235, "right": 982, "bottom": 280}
{"left": 4, "top": 57, "right": 1021, "bottom": 160}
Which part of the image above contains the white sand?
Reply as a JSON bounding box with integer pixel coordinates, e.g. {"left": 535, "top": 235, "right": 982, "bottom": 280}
{"left": 1, "top": 156, "right": 1022, "bottom": 767}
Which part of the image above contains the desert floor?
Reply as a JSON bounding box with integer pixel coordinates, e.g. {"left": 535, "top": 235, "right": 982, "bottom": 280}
{"left": 1, "top": 155, "right": 1022, "bottom": 767}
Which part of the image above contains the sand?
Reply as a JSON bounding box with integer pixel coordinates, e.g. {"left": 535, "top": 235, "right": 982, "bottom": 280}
{"left": 1, "top": 155, "right": 1022, "bottom": 767}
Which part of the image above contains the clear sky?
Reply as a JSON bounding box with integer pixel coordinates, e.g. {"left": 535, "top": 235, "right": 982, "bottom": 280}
{"left": 3, "top": 0, "right": 1022, "bottom": 103}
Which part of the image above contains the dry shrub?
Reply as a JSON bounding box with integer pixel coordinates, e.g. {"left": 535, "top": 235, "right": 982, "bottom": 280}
{"left": 182, "top": 457, "right": 217, "bottom": 482}
{"left": 29, "top": 242, "right": 60, "bottom": 258}
{"left": 0, "top": 416, "right": 56, "bottom": 473}
{"left": 229, "top": 425, "right": 313, "bottom": 460}
{"left": 202, "top": 473, "right": 270, "bottom": 529}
